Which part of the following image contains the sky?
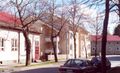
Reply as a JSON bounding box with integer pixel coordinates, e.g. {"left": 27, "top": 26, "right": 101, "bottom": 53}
{"left": 55, "top": 0, "right": 119, "bottom": 35}
{"left": 2, "top": 0, "right": 119, "bottom": 35}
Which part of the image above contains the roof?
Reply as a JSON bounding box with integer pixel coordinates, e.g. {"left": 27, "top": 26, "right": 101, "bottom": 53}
{"left": 0, "top": 12, "right": 20, "bottom": 25}
{"left": 0, "top": 12, "right": 41, "bottom": 34}
{"left": 91, "top": 35, "right": 120, "bottom": 42}
{"left": 40, "top": 13, "right": 89, "bottom": 34}
{"left": 40, "top": 13, "right": 65, "bottom": 31}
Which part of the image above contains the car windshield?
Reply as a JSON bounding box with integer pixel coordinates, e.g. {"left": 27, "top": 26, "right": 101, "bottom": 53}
{"left": 64, "top": 59, "right": 88, "bottom": 67}
{"left": 91, "top": 57, "right": 111, "bottom": 65}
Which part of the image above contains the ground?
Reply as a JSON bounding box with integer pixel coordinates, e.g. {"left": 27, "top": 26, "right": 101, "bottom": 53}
{"left": 1, "top": 55, "right": 120, "bottom": 73}
{"left": 107, "top": 55, "right": 120, "bottom": 67}
{"left": 107, "top": 66, "right": 120, "bottom": 73}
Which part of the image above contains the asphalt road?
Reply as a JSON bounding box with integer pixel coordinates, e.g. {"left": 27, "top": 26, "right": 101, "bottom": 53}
{"left": 13, "top": 67, "right": 59, "bottom": 73}
{"left": 107, "top": 55, "right": 120, "bottom": 67}
{"left": 12, "top": 55, "right": 120, "bottom": 73}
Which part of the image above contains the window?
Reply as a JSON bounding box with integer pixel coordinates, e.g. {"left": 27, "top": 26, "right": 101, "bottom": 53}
{"left": 117, "top": 42, "right": 119, "bottom": 44}
{"left": 117, "top": 48, "right": 119, "bottom": 50}
{"left": 0, "top": 37, "right": 4, "bottom": 51}
{"left": 35, "top": 41, "right": 39, "bottom": 47}
{"left": 70, "top": 33, "right": 73, "bottom": 39}
{"left": 70, "top": 44, "right": 72, "bottom": 50}
{"left": 11, "top": 39, "right": 18, "bottom": 51}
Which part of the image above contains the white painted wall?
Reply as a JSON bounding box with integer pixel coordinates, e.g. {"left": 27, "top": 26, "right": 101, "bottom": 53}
{"left": 91, "top": 41, "right": 120, "bottom": 55}
{"left": 80, "top": 34, "right": 91, "bottom": 58}
{"left": 0, "top": 29, "right": 40, "bottom": 64}
{"left": 19, "top": 32, "right": 26, "bottom": 61}
{"left": 68, "top": 31, "right": 74, "bottom": 59}
{"left": 19, "top": 33, "right": 40, "bottom": 62}
{"left": 76, "top": 32, "right": 79, "bottom": 58}
{"left": 0, "top": 29, "right": 18, "bottom": 61}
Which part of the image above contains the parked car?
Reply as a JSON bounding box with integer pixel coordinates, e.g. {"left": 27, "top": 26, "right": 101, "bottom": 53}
{"left": 91, "top": 57, "right": 111, "bottom": 72}
{"left": 58, "top": 59, "right": 96, "bottom": 73}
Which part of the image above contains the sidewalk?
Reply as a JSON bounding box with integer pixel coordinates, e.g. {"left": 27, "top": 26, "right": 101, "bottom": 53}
{"left": 0, "top": 60, "right": 65, "bottom": 73}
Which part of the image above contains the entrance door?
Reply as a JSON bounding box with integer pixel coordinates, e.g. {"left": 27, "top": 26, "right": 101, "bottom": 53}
{"left": 35, "top": 41, "right": 40, "bottom": 60}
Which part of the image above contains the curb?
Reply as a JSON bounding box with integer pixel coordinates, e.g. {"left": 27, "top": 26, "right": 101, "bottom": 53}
{"left": 12, "top": 61, "right": 65, "bottom": 73}
{"left": 0, "top": 60, "right": 65, "bottom": 73}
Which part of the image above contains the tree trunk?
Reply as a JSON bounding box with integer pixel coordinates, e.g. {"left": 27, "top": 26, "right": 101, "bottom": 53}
{"left": 95, "top": 36, "right": 98, "bottom": 57}
{"left": 101, "top": 0, "right": 110, "bottom": 73}
{"left": 84, "top": 36, "right": 87, "bottom": 59}
{"left": 73, "top": 33, "right": 76, "bottom": 59}
{"left": 51, "top": 37, "right": 58, "bottom": 62}
{"left": 23, "top": 30, "right": 31, "bottom": 66}
{"left": 85, "top": 47, "right": 87, "bottom": 59}
{"left": 118, "top": 0, "right": 120, "bottom": 23}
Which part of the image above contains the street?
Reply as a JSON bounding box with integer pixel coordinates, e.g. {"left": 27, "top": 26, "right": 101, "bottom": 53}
{"left": 12, "top": 55, "right": 120, "bottom": 73}
{"left": 13, "top": 67, "right": 59, "bottom": 73}
{"left": 107, "top": 55, "right": 120, "bottom": 67}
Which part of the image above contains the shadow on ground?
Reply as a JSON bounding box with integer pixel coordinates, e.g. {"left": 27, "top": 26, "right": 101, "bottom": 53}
{"left": 13, "top": 67, "right": 59, "bottom": 73}
{"left": 12, "top": 66, "right": 120, "bottom": 73}
{"left": 107, "top": 66, "right": 120, "bottom": 73}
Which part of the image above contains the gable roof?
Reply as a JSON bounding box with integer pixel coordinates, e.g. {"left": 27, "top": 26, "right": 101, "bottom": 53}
{"left": 40, "top": 13, "right": 89, "bottom": 34}
{"left": 91, "top": 35, "right": 120, "bottom": 42}
{"left": 0, "top": 12, "right": 20, "bottom": 25}
{"left": 0, "top": 12, "right": 41, "bottom": 34}
{"left": 40, "top": 13, "right": 65, "bottom": 31}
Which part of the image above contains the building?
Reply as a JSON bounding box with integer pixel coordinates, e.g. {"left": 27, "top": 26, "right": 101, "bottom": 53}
{"left": 40, "top": 14, "right": 91, "bottom": 60}
{"left": 0, "top": 11, "right": 91, "bottom": 64}
{"left": 91, "top": 35, "right": 120, "bottom": 55}
{"left": 0, "top": 12, "right": 41, "bottom": 64}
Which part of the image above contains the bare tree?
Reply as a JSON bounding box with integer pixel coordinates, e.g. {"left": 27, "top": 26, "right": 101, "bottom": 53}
{"left": 68, "top": 0, "right": 88, "bottom": 58}
{"left": 8, "top": 0, "right": 48, "bottom": 66}
{"left": 101, "top": 0, "right": 110, "bottom": 73}
{"left": 82, "top": 0, "right": 119, "bottom": 21}
{"left": 110, "top": 0, "right": 120, "bottom": 21}
{"left": 89, "top": 13, "right": 103, "bottom": 57}
{"left": 85, "top": 1, "right": 110, "bottom": 73}
{"left": 43, "top": 0, "right": 68, "bottom": 62}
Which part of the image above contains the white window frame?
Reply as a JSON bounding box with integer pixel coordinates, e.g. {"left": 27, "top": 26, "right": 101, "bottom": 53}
{"left": 0, "top": 37, "right": 5, "bottom": 51}
{"left": 11, "top": 38, "right": 18, "bottom": 51}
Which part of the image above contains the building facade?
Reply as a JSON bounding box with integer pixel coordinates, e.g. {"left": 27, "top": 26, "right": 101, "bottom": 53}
{"left": 91, "top": 35, "right": 120, "bottom": 55}
{"left": 0, "top": 12, "right": 91, "bottom": 64}
{"left": 0, "top": 12, "right": 41, "bottom": 64}
{"left": 39, "top": 15, "right": 91, "bottom": 60}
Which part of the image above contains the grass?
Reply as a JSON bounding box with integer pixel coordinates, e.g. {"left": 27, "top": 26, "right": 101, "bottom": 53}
{"left": 0, "top": 68, "right": 4, "bottom": 72}
{"left": 14, "top": 61, "right": 57, "bottom": 68}
{"left": 0, "top": 68, "right": 12, "bottom": 72}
